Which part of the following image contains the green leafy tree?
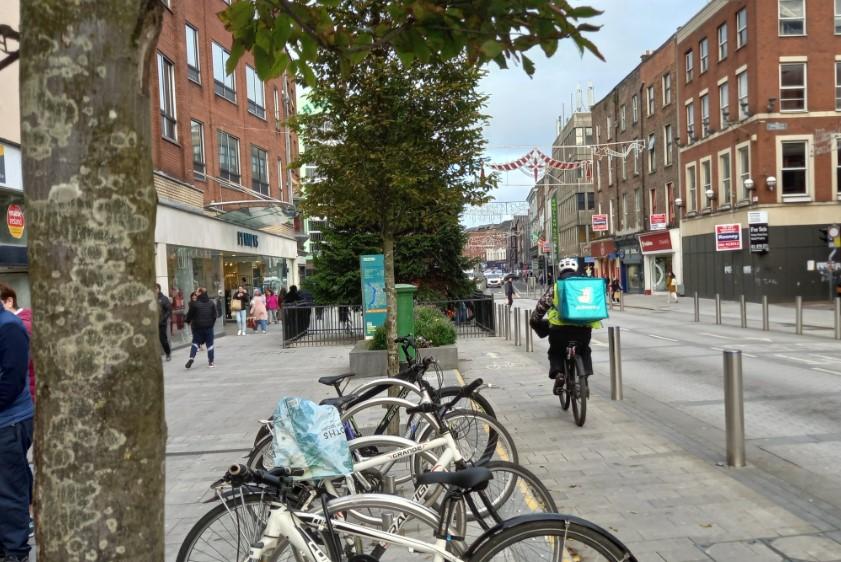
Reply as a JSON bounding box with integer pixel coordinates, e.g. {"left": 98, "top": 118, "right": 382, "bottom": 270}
{"left": 297, "top": 53, "right": 491, "bottom": 373}
{"left": 220, "top": 0, "right": 603, "bottom": 82}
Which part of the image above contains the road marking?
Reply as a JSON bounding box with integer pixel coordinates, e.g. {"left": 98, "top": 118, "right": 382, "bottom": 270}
{"left": 700, "top": 332, "right": 730, "bottom": 340}
{"left": 774, "top": 354, "right": 823, "bottom": 365}
{"left": 591, "top": 339, "right": 608, "bottom": 347}
{"left": 813, "top": 367, "right": 841, "bottom": 376}
{"left": 487, "top": 352, "right": 499, "bottom": 359}
{"left": 813, "top": 355, "right": 841, "bottom": 363}
{"left": 744, "top": 337, "right": 774, "bottom": 342}
{"left": 648, "top": 334, "right": 680, "bottom": 342}
{"left": 710, "top": 346, "right": 726, "bottom": 352}
{"left": 742, "top": 353, "right": 758, "bottom": 358}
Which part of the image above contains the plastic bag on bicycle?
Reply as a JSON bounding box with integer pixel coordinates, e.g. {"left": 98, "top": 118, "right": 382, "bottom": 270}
{"left": 272, "top": 397, "right": 354, "bottom": 480}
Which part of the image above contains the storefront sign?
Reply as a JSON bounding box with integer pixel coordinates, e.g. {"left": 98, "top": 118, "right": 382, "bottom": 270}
{"left": 360, "top": 254, "right": 387, "bottom": 338}
{"left": 6, "top": 204, "right": 24, "bottom": 240}
{"left": 541, "top": 240, "right": 551, "bottom": 253}
{"left": 592, "top": 214, "right": 608, "bottom": 232}
{"left": 551, "top": 195, "right": 559, "bottom": 261}
{"left": 749, "top": 223, "right": 769, "bottom": 253}
{"left": 715, "top": 223, "right": 743, "bottom": 252}
{"left": 638, "top": 231, "right": 672, "bottom": 254}
{"left": 590, "top": 240, "right": 616, "bottom": 259}
{"left": 649, "top": 213, "right": 667, "bottom": 231}
{"left": 236, "top": 231, "right": 259, "bottom": 248}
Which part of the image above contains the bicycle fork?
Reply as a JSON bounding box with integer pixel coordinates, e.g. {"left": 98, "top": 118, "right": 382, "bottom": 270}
{"left": 249, "top": 504, "right": 329, "bottom": 562}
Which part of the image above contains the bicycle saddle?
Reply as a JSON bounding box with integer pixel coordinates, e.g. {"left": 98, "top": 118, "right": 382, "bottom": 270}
{"left": 318, "top": 373, "right": 355, "bottom": 386}
{"left": 319, "top": 394, "right": 358, "bottom": 412}
{"left": 415, "top": 467, "right": 492, "bottom": 492}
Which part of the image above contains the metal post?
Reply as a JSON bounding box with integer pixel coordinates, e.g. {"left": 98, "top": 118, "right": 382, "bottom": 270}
{"left": 693, "top": 292, "right": 700, "bottom": 322}
{"left": 740, "top": 295, "right": 747, "bottom": 328}
{"left": 795, "top": 295, "right": 803, "bottom": 336}
{"left": 723, "top": 350, "right": 746, "bottom": 468}
{"left": 514, "top": 308, "right": 520, "bottom": 346}
{"left": 762, "top": 295, "right": 769, "bottom": 331}
{"left": 619, "top": 290, "right": 625, "bottom": 312}
{"left": 524, "top": 309, "right": 531, "bottom": 351}
{"left": 493, "top": 303, "right": 499, "bottom": 337}
{"left": 505, "top": 307, "right": 511, "bottom": 340}
{"left": 608, "top": 327, "right": 623, "bottom": 400}
{"left": 835, "top": 297, "right": 841, "bottom": 340}
{"left": 715, "top": 293, "right": 722, "bottom": 325}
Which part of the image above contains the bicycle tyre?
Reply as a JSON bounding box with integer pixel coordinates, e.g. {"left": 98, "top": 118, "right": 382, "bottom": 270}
{"left": 571, "top": 355, "right": 587, "bottom": 427}
{"left": 435, "top": 385, "right": 496, "bottom": 419}
{"left": 247, "top": 433, "right": 273, "bottom": 471}
{"left": 558, "top": 368, "right": 572, "bottom": 411}
{"left": 467, "top": 515, "right": 636, "bottom": 562}
{"left": 464, "top": 460, "right": 558, "bottom": 523}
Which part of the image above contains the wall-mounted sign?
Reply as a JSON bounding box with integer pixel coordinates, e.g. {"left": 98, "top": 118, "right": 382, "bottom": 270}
{"left": 749, "top": 223, "right": 769, "bottom": 253}
{"left": 747, "top": 211, "right": 768, "bottom": 224}
{"left": 0, "top": 145, "right": 5, "bottom": 184}
{"left": 541, "top": 240, "right": 551, "bottom": 253}
{"left": 591, "top": 214, "right": 608, "bottom": 232}
{"left": 766, "top": 122, "right": 788, "bottom": 131}
{"left": 6, "top": 204, "right": 24, "bottom": 239}
{"left": 360, "top": 254, "right": 386, "bottom": 338}
{"left": 236, "top": 231, "right": 259, "bottom": 248}
{"left": 715, "top": 223, "right": 743, "bottom": 252}
{"left": 649, "top": 213, "right": 667, "bottom": 231}
{"left": 638, "top": 231, "right": 672, "bottom": 254}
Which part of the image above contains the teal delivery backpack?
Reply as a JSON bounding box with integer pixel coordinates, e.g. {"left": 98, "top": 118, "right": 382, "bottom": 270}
{"left": 556, "top": 277, "right": 609, "bottom": 323}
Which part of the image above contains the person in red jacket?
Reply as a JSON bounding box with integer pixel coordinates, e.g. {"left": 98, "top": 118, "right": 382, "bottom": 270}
{"left": 0, "top": 287, "right": 34, "bottom": 402}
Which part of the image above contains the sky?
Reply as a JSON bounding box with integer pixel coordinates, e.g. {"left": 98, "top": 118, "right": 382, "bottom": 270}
{"left": 479, "top": 0, "right": 708, "bottom": 206}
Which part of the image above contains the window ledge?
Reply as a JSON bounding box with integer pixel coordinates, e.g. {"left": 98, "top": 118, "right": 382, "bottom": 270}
{"left": 214, "top": 92, "right": 238, "bottom": 106}
{"left": 162, "top": 135, "right": 181, "bottom": 147}
{"left": 686, "top": 211, "right": 698, "bottom": 218}
{"left": 717, "top": 203, "right": 732, "bottom": 211}
{"left": 188, "top": 76, "right": 202, "bottom": 87}
{"left": 778, "top": 34, "right": 807, "bottom": 38}
{"left": 782, "top": 194, "right": 812, "bottom": 203}
{"left": 701, "top": 208, "right": 712, "bottom": 215}
{"left": 735, "top": 199, "right": 752, "bottom": 208}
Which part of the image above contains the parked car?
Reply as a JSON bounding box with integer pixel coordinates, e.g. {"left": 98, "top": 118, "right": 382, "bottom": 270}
{"left": 486, "top": 276, "right": 502, "bottom": 288}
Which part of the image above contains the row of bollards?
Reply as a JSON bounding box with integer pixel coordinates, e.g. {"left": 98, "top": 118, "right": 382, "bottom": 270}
{"left": 693, "top": 293, "right": 841, "bottom": 341}
{"left": 498, "top": 305, "right": 534, "bottom": 352}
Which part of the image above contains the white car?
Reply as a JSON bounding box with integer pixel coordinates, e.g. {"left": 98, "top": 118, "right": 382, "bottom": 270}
{"left": 486, "top": 276, "right": 502, "bottom": 288}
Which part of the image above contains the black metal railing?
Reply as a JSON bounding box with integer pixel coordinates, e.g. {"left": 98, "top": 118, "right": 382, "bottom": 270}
{"left": 281, "top": 303, "right": 365, "bottom": 347}
{"left": 416, "top": 295, "right": 496, "bottom": 338}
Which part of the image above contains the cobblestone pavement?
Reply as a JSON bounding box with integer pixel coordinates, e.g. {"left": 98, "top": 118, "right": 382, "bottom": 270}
{"left": 163, "top": 323, "right": 841, "bottom": 561}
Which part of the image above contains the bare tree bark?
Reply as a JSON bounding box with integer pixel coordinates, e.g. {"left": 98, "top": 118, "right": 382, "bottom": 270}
{"left": 20, "top": 1, "right": 166, "bottom": 560}
{"left": 383, "top": 232, "right": 398, "bottom": 377}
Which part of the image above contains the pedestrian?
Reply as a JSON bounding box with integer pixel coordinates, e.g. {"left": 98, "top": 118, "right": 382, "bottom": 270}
{"left": 231, "top": 285, "right": 250, "bottom": 336}
{"left": 0, "top": 283, "right": 33, "bottom": 562}
{"left": 155, "top": 284, "right": 172, "bottom": 361}
{"left": 0, "top": 287, "right": 34, "bottom": 405}
{"left": 185, "top": 288, "right": 217, "bottom": 369}
{"left": 666, "top": 272, "right": 678, "bottom": 303}
{"left": 609, "top": 278, "right": 621, "bottom": 303}
{"left": 250, "top": 288, "right": 269, "bottom": 334}
{"left": 504, "top": 277, "right": 517, "bottom": 307}
{"left": 266, "top": 289, "right": 279, "bottom": 325}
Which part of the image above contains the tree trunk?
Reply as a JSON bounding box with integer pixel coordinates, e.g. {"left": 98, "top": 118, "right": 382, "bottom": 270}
{"left": 383, "top": 232, "right": 398, "bottom": 376}
{"left": 20, "top": 2, "right": 166, "bottom": 560}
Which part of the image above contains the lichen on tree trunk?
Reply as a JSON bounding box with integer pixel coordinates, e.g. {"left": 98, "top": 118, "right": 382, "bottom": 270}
{"left": 20, "top": 1, "right": 166, "bottom": 560}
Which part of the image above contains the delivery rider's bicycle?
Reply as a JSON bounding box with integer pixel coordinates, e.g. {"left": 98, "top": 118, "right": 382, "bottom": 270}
{"left": 553, "top": 341, "right": 589, "bottom": 427}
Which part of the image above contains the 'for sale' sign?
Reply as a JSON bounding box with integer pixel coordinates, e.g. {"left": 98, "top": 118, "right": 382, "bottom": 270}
{"left": 591, "top": 214, "right": 608, "bottom": 232}
{"left": 715, "top": 223, "right": 743, "bottom": 252}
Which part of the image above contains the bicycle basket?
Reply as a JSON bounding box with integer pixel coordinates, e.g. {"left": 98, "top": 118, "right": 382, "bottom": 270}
{"left": 272, "top": 397, "right": 354, "bottom": 480}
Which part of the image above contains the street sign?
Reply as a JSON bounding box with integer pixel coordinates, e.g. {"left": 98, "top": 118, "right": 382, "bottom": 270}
{"left": 715, "top": 223, "right": 743, "bottom": 252}
{"left": 592, "top": 214, "right": 608, "bottom": 232}
{"left": 749, "top": 223, "right": 769, "bottom": 253}
{"left": 649, "top": 213, "right": 667, "bottom": 231}
{"left": 360, "top": 254, "right": 386, "bottom": 338}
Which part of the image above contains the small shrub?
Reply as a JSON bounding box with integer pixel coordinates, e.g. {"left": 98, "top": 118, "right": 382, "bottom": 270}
{"left": 414, "top": 305, "right": 456, "bottom": 346}
{"left": 368, "top": 325, "right": 387, "bottom": 350}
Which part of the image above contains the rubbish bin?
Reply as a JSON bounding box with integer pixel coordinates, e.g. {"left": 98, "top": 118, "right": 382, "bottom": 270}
{"left": 395, "top": 284, "right": 417, "bottom": 362}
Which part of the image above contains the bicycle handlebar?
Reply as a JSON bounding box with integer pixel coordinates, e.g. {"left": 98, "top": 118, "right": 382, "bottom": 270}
{"left": 226, "top": 464, "right": 304, "bottom": 488}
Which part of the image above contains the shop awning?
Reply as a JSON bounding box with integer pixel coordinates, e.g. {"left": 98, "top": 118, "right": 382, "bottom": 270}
{"left": 206, "top": 199, "right": 296, "bottom": 230}
{"left": 638, "top": 231, "right": 673, "bottom": 254}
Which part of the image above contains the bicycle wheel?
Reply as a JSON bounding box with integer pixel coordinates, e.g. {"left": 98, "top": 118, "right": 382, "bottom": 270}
{"left": 557, "top": 368, "right": 571, "bottom": 411}
{"left": 435, "top": 385, "right": 496, "bottom": 419}
{"left": 467, "top": 514, "right": 636, "bottom": 562}
{"left": 570, "top": 355, "right": 587, "bottom": 427}
{"left": 247, "top": 433, "right": 273, "bottom": 471}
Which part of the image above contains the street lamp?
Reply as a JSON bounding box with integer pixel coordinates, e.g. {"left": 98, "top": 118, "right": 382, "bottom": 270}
{"left": 766, "top": 176, "right": 777, "bottom": 191}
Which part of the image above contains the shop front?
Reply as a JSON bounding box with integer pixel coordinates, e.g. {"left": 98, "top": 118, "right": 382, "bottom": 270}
{"left": 589, "top": 239, "right": 616, "bottom": 280}
{"left": 155, "top": 203, "right": 297, "bottom": 347}
{"left": 0, "top": 188, "right": 29, "bottom": 307}
{"left": 639, "top": 229, "right": 682, "bottom": 295}
{"left": 616, "top": 237, "right": 644, "bottom": 294}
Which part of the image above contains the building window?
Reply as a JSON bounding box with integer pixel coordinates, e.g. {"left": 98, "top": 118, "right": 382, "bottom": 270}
{"left": 667, "top": 182, "right": 675, "bottom": 222}
{"left": 719, "top": 151, "right": 731, "bottom": 205}
{"left": 700, "top": 94, "right": 710, "bottom": 136}
{"left": 780, "top": 63, "right": 806, "bottom": 111}
{"left": 836, "top": 0, "right": 841, "bottom": 34}
{"left": 650, "top": 187, "right": 657, "bottom": 214}
{"left": 246, "top": 65, "right": 266, "bottom": 119}
{"left": 191, "top": 120, "right": 205, "bottom": 179}
{"left": 779, "top": 0, "right": 805, "bottom": 35}
{"left": 662, "top": 73, "right": 672, "bottom": 105}
{"left": 699, "top": 38, "right": 709, "bottom": 73}
{"left": 632, "top": 95, "right": 639, "bottom": 124}
{"left": 622, "top": 155, "right": 627, "bottom": 181}
{"left": 687, "top": 164, "right": 697, "bottom": 212}
{"left": 737, "top": 71, "right": 748, "bottom": 119}
{"left": 686, "top": 101, "right": 695, "bottom": 140}
{"left": 685, "top": 50, "right": 694, "bottom": 82}
{"left": 646, "top": 86, "right": 655, "bottom": 116}
{"left": 701, "top": 160, "right": 712, "bottom": 208}
{"left": 780, "top": 140, "right": 808, "bottom": 196}
{"left": 719, "top": 81, "right": 730, "bottom": 127}
{"left": 836, "top": 63, "right": 841, "bottom": 110}
{"left": 620, "top": 105, "right": 626, "bottom": 131}
{"left": 736, "top": 8, "right": 747, "bottom": 48}
{"left": 251, "top": 146, "right": 269, "bottom": 195}
{"left": 217, "top": 130, "right": 240, "bottom": 183}
{"left": 737, "top": 145, "right": 751, "bottom": 200}
{"left": 718, "top": 23, "right": 728, "bottom": 60}
{"left": 607, "top": 117, "right": 612, "bottom": 140}
{"left": 157, "top": 53, "right": 177, "bottom": 141}
{"left": 212, "top": 42, "right": 236, "bottom": 102}
{"left": 185, "top": 25, "right": 200, "bottom": 83}
{"left": 608, "top": 155, "right": 613, "bottom": 185}
{"left": 664, "top": 124, "right": 673, "bottom": 166}
{"left": 647, "top": 133, "right": 656, "bottom": 173}
{"left": 621, "top": 192, "right": 628, "bottom": 229}
{"left": 274, "top": 87, "right": 282, "bottom": 130}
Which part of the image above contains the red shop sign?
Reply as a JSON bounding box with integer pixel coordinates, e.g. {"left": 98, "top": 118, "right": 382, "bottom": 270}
{"left": 638, "top": 231, "right": 672, "bottom": 254}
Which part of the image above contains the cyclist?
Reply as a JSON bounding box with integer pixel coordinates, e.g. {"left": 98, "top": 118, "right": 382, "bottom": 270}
{"left": 529, "top": 257, "right": 602, "bottom": 393}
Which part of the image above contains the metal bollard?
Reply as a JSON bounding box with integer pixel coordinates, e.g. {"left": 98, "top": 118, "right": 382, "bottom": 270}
{"left": 506, "top": 307, "right": 511, "bottom": 340}
{"left": 608, "top": 327, "right": 623, "bottom": 400}
{"left": 740, "top": 295, "right": 747, "bottom": 328}
{"left": 795, "top": 295, "right": 803, "bottom": 336}
{"left": 514, "top": 308, "right": 520, "bottom": 346}
{"left": 523, "top": 309, "right": 530, "bottom": 351}
{"left": 693, "top": 292, "right": 700, "bottom": 322}
{"left": 761, "top": 295, "right": 769, "bottom": 331}
{"left": 493, "top": 304, "right": 499, "bottom": 337}
{"left": 715, "top": 293, "right": 722, "bottom": 325}
{"left": 835, "top": 298, "right": 841, "bottom": 340}
{"left": 723, "top": 350, "right": 746, "bottom": 467}
{"left": 619, "top": 290, "right": 625, "bottom": 312}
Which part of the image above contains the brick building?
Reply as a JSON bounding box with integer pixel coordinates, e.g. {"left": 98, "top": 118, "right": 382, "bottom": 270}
{"left": 677, "top": 0, "right": 841, "bottom": 301}
{"left": 463, "top": 222, "right": 511, "bottom": 267}
{"left": 150, "top": 0, "right": 299, "bottom": 345}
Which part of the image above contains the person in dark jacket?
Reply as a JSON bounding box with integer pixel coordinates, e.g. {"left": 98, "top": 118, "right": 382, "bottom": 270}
{"left": 0, "top": 284, "right": 33, "bottom": 562}
{"left": 185, "top": 288, "right": 217, "bottom": 369}
{"left": 156, "top": 284, "right": 172, "bottom": 361}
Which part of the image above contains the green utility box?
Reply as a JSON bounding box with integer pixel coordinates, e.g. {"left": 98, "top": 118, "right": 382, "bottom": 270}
{"left": 395, "top": 284, "right": 417, "bottom": 362}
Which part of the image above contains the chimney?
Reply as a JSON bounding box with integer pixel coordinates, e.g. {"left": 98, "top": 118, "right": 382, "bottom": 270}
{"left": 640, "top": 49, "right": 653, "bottom": 62}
